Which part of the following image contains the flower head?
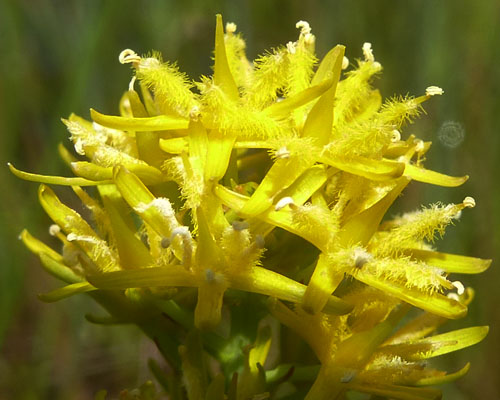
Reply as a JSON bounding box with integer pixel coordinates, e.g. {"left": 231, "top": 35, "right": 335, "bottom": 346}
{"left": 11, "top": 15, "right": 490, "bottom": 399}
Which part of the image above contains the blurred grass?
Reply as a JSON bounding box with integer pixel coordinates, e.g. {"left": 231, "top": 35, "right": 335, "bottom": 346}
{"left": 0, "top": 0, "right": 498, "bottom": 398}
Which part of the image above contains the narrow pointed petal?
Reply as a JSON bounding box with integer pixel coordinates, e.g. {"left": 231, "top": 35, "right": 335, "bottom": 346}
{"left": 38, "top": 184, "right": 117, "bottom": 272}
{"left": 229, "top": 266, "right": 352, "bottom": 315}
{"left": 319, "top": 155, "right": 405, "bottom": 181}
{"left": 71, "top": 161, "right": 164, "bottom": 185}
{"left": 113, "top": 166, "right": 180, "bottom": 238}
{"left": 58, "top": 142, "right": 78, "bottom": 165}
{"left": 311, "top": 45, "right": 345, "bottom": 86}
{"left": 302, "top": 253, "right": 344, "bottom": 314}
{"left": 20, "top": 229, "right": 63, "bottom": 263}
{"left": 38, "top": 253, "right": 83, "bottom": 284}
{"left": 9, "top": 163, "right": 110, "bottom": 186}
{"left": 101, "top": 194, "right": 154, "bottom": 269}
{"left": 414, "top": 363, "right": 470, "bottom": 386}
{"left": 378, "top": 326, "right": 489, "bottom": 360}
{"left": 38, "top": 282, "right": 96, "bottom": 302}
{"left": 263, "top": 78, "right": 333, "bottom": 118}
{"left": 159, "top": 137, "right": 188, "bottom": 154}
{"left": 214, "top": 14, "right": 239, "bottom": 101}
{"left": 353, "top": 269, "right": 467, "bottom": 319}
{"left": 303, "top": 45, "right": 344, "bottom": 144}
{"left": 90, "top": 108, "right": 188, "bottom": 131}
{"left": 403, "top": 163, "right": 468, "bottom": 187}
{"left": 204, "top": 129, "right": 236, "bottom": 181}
{"left": 195, "top": 282, "right": 227, "bottom": 330}
{"left": 402, "top": 248, "right": 491, "bottom": 274}
{"left": 340, "top": 178, "right": 409, "bottom": 246}
{"left": 347, "top": 383, "right": 442, "bottom": 400}
{"left": 87, "top": 266, "right": 195, "bottom": 289}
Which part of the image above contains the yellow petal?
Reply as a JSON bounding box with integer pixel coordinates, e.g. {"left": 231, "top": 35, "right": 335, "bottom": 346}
{"left": 195, "top": 282, "right": 227, "bottom": 330}
{"left": 71, "top": 161, "right": 164, "bottom": 185}
{"left": 20, "top": 229, "right": 63, "bottom": 264}
{"left": 204, "top": 129, "right": 236, "bottom": 182}
{"left": 90, "top": 108, "right": 188, "bottom": 131}
{"left": 9, "top": 163, "right": 110, "bottom": 186}
{"left": 403, "top": 163, "right": 468, "bottom": 187}
{"left": 87, "top": 266, "right": 195, "bottom": 289}
{"left": 58, "top": 142, "right": 78, "bottom": 166}
{"left": 38, "top": 282, "right": 96, "bottom": 302}
{"left": 414, "top": 363, "right": 470, "bottom": 386}
{"left": 378, "top": 326, "right": 489, "bottom": 361}
{"left": 303, "top": 45, "right": 344, "bottom": 144}
{"left": 159, "top": 137, "right": 188, "bottom": 154}
{"left": 113, "top": 166, "right": 180, "bottom": 238}
{"left": 347, "top": 383, "right": 442, "bottom": 400}
{"left": 402, "top": 248, "right": 491, "bottom": 274}
{"left": 229, "top": 266, "right": 352, "bottom": 315}
{"left": 353, "top": 268, "right": 467, "bottom": 319}
{"left": 214, "top": 14, "right": 239, "bottom": 101}
{"left": 302, "top": 253, "right": 344, "bottom": 314}
{"left": 38, "top": 253, "right": 83, "bottom": 284}
{"left": 263, "top": 78, "right": 333, "bottom": 118}
{"left": 311, "top": 45, "right": 345, "bottom": 86}
{"left": 319, "top": 155, "right": 405, "bottom": 181}
{"left": 340, "top": 178, "right": 409, "bottom": 246}
{"left": 101, "top": 194, "right": 153, "bottom": 269}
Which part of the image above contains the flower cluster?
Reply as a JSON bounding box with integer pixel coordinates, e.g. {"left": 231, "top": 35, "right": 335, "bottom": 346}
{"left": 12, "top": 15, "right": 490, "bottom": 399}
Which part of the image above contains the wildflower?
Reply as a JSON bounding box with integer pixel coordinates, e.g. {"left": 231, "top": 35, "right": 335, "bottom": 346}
{"left": 11, "top": 14, "right": 490, "bottom": 399}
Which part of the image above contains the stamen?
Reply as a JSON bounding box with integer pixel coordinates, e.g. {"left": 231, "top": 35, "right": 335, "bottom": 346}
{"left": 190, "top": 105, "right": 201, "bottom": 120}
{"left": 232, "top": 220, "right": 249, "bottom": 231}
{"left": 452, "top": 280, "right": 465, "bottom": 295}
{"left": 447, "top": 292, "right": 460, "bottom": 302}
{"left": 463, "top": 196, "right": 476, "bottom": 208}
{"left": 205, "top": 268, "right": 216, "bottom": 283}
{"left": 49, "top": 224, "right": 61, "bottom": 236}
{"left": 286, "top": 41, "right": 297, "bottom": 55}
{"left": 170, "top": 227, "right": 193, "bottom": 270}
{"left": 275, "top": 197, "right": 296, "bottom": 211}
{"left": 161, "top": 237, "right": 171, "bottom": 248}
{"left": 362, "top": 42, "right": 375, "bottom": 62}
{"left": 275, "top": 146, "right": 290, "bottom": 159}
{"left": 119, "top": 49, "right": 141, "bottom": 65}
{"left": 353, "top": 247, "right": 373, "bottom": 269}
{"left": 425, "top": 86, "right": 444, "bottom": 96}
{"left": 128, "top": 76, "right": 136, "bottom": 92}
{"left": 391, "top": 129, "right": 401, "bottom": 142}
{"left": 342, "top": 56, "right": 349, "bottom": 70}
{"left": 414, "top": 139, "right": 425, "bottom": 152}
{"left": 296, "top": 20, "right": 312, "bottom": 36}
{"left": 225, "top": 22, "right": 237, "bottom": 34}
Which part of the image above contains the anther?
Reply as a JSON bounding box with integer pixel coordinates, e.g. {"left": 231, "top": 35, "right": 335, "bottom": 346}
{"left": 391, "top": 129, "right": 401, "bottom": 142}
{"left": 170, "top": 227, "right": 193, "bottom": 270}
{"left": 296, "top": 20, "right": 312, "bottom": 36}
{"left": 189, "top": 105, "right": 200, "bottom": 120}
{"left": 49, "top": 224, "right": 61, "bottom": 236}
{"left": 275, "top": 197, "right": 295, "bottom": 211}
{"left": 286, "top": 41, "right": 296, "bottom": 55}
{"left": 232, "top": 220, "right": 249, "bottom": 231}
{"left": 254, "top": 234, "right": 265, "bottom": 249}
{"left": 275, "top": 146, "right": 290, "bottom": 159}
{"left": 414, "top": 139, "right": 425, "bottom": 152}
{"left": 463, "top": 196, "right": 476, "bottom": 208}
{"left": 452, "top": 281, "right": 465, "bottom": 296}
{"left": 353, "top": 248, "right": 373, "bottom": 269}
{"left": 362, "top": 42, "right": 375, "bottom": 62}
{"left": 342, "top": 56, "right": 349, "bottom": 70}
{"left": 161, "top": 237, "right": 171, "bottom": 248}
{"left": 119, "top": 49, "right": 141, "bottom": 65}
{"left": 447, "top": 292, "right": 460, "bottom": 302}
{"left": 225, "top": 22, "right": 237, "bottom": 34}
{"left": 205, "top": 268, "right": 216, "bottom": 283}
{"left": 425, "top": 86, "right": 444, "bottom": 96}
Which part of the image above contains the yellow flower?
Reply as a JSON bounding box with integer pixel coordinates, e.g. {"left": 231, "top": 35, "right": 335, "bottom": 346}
{"left": 11, "top": 14, "right": 490, "bottom": 399}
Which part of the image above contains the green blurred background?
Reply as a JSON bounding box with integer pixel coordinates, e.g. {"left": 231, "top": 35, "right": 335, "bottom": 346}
{"left": 0, "top": 0, "right": 498, "bottom": 398}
